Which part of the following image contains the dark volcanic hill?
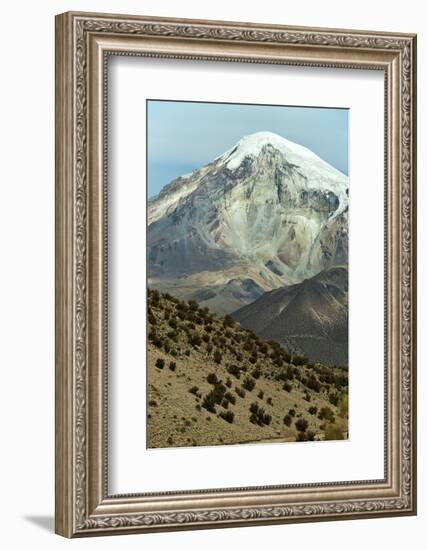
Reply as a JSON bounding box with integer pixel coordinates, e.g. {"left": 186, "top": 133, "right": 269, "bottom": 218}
{"left": 232, "top": 266, "right": 348, "bottom": 366}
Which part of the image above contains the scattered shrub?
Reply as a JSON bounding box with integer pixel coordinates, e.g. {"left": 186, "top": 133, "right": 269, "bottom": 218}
{"left": 227, "top": 364, "right": 241, "bottom": 379}
{"left": 249, "top": 403, "right": 272, "bottom": 426}
{"left": 252, "top": 367, "right": 261, "bottom": 379}
{"left": 223, "top": 315, "right": 235, "bottom": 327}
{"left": 308, "top": 406, "right": 318, "bottom": 415}
{"left": 295, "top": 418, "right": 309, "bottom": 432}
{"left": 207, "top": 372, "right": 219, "bottom": 385}
{"left": 257, "top": 390, "right": 264, "bottom": 400}
{"left": 219, "top": 410, "right": 234, "bottom": 423}
{"left": 242, "top": 376, "right": 256, "bottom": 392}
{"left": 189, "top": 386, "right": 201, "bottom": 397}
{"left": 305, "top": 375, "right": 321, "bottom": 393}
{"left": 306, "top": 430, "right": 316, "bottom": 441}
{"left": 155, "top": 358, "right": 165, "bottom": 370}
{"left": 224, "top": 391, "right": 236, "bottom": 405}
{"left": 283, "top": 414, "right": 292, "bottom": 427}
{"left": 318, "top": 406, "right": 336, "bottom": 423}
{"left": 213, "top": 350, "right": 222, "bottom": 364}
{"left": 169, "top": 361, "right": 177, "bottom": 371}
{"left": 235, "top": 386, "right": 246, "bottom": 399}
{"left": 188, "top": 332, "right": 202, "bottom": 347}
{"left": 283, "top": 382, "right": 292, "bottom": 393}
{"left": 329, "top": 392, "right": 340, "bottom": 406}
{"left": 288, "top": 408, "right": 296, "bottom": 417}
{"left": 293, "top": 355, "right": 309, "bottom": 366}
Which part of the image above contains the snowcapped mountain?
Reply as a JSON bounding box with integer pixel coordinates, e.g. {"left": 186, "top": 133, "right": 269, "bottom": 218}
{"left": 148, "top": 131, "right": 348, "bottom": 314}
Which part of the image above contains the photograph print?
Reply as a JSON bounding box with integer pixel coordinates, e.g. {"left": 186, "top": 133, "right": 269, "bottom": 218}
{"left": 146, "top": 100, "right": 349, "bottom": 449}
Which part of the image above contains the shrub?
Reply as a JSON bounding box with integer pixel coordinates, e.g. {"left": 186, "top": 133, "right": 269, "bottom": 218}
{"left": 148, "top": 312, "right": 156, "bottom": 325}
{"left": 155, "top": 358, "right": 165, "bottom": 370}
{"left": 283, "top": 382, "right": 292, "bottom": 393}
{"left": 227, "top": 364, "right": 241, "bottom": 379}
{"left": 213, "top": 350, "right": 222, "bottom": 364}
{"left": 318, "top": 407, "right": 336, "bottom": 423}
{"left": 225, "top": 377, "right": 232, "bottom": 388}
{"left": 303, "top": 392, "right": 311, "bottom": 402}
{"left": 308, "top": 406, "right": 318, "bottom": 415}
{"left": 305, "top": 375, "right": 321, "bottom": 393}
{"left": 306, "top": 430, "right": 316, "bottom": 441}
{"left": 224, "top": 391, "right": 236, "bottom": 405}
{"left": 257, "top": 390, "right": 264, "bottom": 400}
{"left": 242, "top": 376, "right": 256, "bottom": 392}
{"left": 249, "top": 354, "right": 258, "bottom": 365}
{"left": 169, "top": 361, "right": 177, "bottom": 371}
{"left": 288, "top": 408, "right": 296, "bottom": 417}
{"left": 185, "top": 349, "right": 191, "bottom": 357}
{"left": 283, "top": 414, "right": 292, "bottom": 427}
{"left": 188, "top": 332, "right": 202, "bottom": 347}
{"left": 207, "top": 372, "right": 219, "bottom": 385}
{"left": 148, "top": 399, "right": 157, "bottom": 407}
{"left": 168, "top": 317, "right": 178, "bottom": 329}
{"left": 235, "top": 386, "right": 246, "bottom": 399}
{"left": 188, "top": 300, "right": 199, "bottom": 312}
{"left": 167, "top": 330, "right": 178, "bottom": 342}
{"left": 282, "top": 350, "right": 291, "bottom": 363}
{"left": 201, "top": 393, "right": 217, "bottom": 414}
{"left": 223, "top": 315, "right": 234, "bottom": 328}
{"left": 202, "top": 332, "right": 210, "bottom": 343}
{"left": 252, "top": 367, "right": 261, "bottom": 379}
{"left": 295, "top": 418, "right": 309, "bottom": 432}
{"left": 329, "top": 392, "right": 340, "bottom": 406}
{"left": 219, "top": 410, "right": 234, "bottom": 423}
{"left": 286, "top": 366, "right": 295, "bottom": 381}
{"left": 249, "top": 404, "right": 271, "bottom": 426}
{"left": 266, "top": 397, "right": 273, "bottom": 406}
{"left": 189, "top": 386, "right": 201, "bottom": 397}
{"left": 293, "top": 355, "right": 309, "bottom": 366}
{"left": 148, "top": 330, "right": 162, "bottom": 349}
{"left": 249, "top": 402, "right": 259, "bottom": 414}
{"left": 206, "top": 343, "right": 213, "bottom": 354}
{"left": 163, "top": 341, "right": 170, "bottom": 354}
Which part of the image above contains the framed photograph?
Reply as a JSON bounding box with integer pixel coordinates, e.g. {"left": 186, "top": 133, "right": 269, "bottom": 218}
{"left": 55, "top": 11, "right": 417, "bottom": 537}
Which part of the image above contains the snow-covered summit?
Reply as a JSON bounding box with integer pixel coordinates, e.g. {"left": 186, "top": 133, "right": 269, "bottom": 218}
{"left": 220, "top": 131, "right": 320, "bottom": 169}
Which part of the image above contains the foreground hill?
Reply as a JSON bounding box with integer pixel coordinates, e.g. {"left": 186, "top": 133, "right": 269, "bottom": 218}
{"left": 148, "top": 131, "right": 348, "bottom": 314}
{"left": 147, "top": 289, "right": 348, "bottom": 448}
{"left": 232, "top": 266, "right": 348, "bottom": 366}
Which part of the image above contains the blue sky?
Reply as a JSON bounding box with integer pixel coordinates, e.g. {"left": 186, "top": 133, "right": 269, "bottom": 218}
{"left": 147, "top": 100, "right": 348, "bottom": 199}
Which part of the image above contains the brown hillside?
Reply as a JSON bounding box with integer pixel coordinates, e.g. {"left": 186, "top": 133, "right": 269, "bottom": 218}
{"left": 147, "top": 289, "right": 348, "bottom": 449}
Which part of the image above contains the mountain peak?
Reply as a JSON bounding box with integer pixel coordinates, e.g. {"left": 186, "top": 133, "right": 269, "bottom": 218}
{"left": 220, "top": 131, "right": 322, "bottom": 171}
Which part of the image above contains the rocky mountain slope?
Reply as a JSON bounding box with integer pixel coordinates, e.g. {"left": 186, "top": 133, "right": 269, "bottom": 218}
{"left": 233, "top": 266, "right": 348, "bottom": 366}
{"left": 148, "top": 131, "right": 348, "bottom": 314}
{"left": 147, "top": 290, "right": 348, "bottom": 448}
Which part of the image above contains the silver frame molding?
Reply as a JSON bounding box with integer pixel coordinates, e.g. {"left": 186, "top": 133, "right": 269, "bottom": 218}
{"left": 55, "top": 11, "right": 417, "bottom": 538}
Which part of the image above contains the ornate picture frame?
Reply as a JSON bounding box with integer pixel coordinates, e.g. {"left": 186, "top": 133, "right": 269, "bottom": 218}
{"left": 55, "top": 11, "right": 417, "bottom": 537}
